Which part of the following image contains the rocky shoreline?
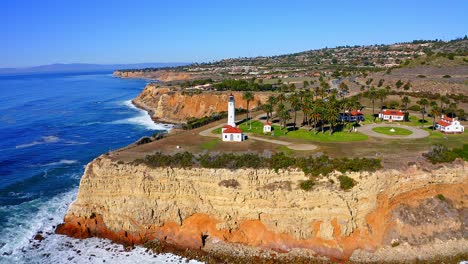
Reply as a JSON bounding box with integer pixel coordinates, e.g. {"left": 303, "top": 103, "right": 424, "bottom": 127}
{"left": 56, "top": 155, "right": 467, "bottom": 263}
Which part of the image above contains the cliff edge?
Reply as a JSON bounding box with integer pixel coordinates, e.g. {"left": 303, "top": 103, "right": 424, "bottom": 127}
{"left": 132, "top": 83, "right": 270, "bottom": 123}
{"left": 57, "top": 156, "right": 467, "bottom": 262}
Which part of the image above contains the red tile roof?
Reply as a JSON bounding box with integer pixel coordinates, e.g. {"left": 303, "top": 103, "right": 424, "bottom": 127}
{"left": 382, "top": 110, "right": 404, "bottom": 116}
{"left": 223, "top": 127, "right": 243, "bottom": 133}
{"left": 444, "top": 117, "right": 453, "bottom": 122}
{"left": 350, "top": 110, "right": 363, "bottom": 116}
{"left": 223, "top": 125, "right": 233, "bottom": 128}
{"left": 264, "top": 122, "right": 272, "bottom": 126}
{"left": 437, "top": 120, "right": 451, "bottom": 127}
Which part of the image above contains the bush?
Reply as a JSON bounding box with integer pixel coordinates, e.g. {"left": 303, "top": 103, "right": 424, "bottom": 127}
{"left": 300, "top": 179, "right": 315, "bottom": 191}
{"left": 338, "top": 175, "right": 356, "bottom": 190}
{"left": 436, "top": 194, "right": 446, "bottom": 201}
{"left": 408, "top": 105, "right": 421, "bottom": 111}
{"left": 218, "top": 179, "right": 240, "bottom": 189}
{"left": 417, "top": 75, "right": 426, "bottom": 78}
{"left": 135, "top": 152, "right": 382, "bottom": 177}
{"left": 442, "top": 75, "right": 451, "bottom": 78}
{"left": 422, "top": 144, "right": 467, "bottom": 164}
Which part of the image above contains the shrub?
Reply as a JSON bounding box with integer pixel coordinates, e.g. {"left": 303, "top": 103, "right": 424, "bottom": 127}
{"left": 300, "top": 179, "right": 315, "bottom": 191}
{"left": 136, "top": 137, "right": 152, "bottom": 145}
{"left": 135, "top": 152, "right": 382, "bottom": 177}
{"left": 436, "top": 194, "right": 446, "bottom": 201}
{"left": 408, "top": 105, "right": 421, "bottom": 111}
{"left": 422, "top": 144, "right": 467, "bottom": 164}
{"left": 442, "top": 75, "right": 451, "bottom": 78}
{"left": 338, "top": 175, "right": 356, "bottom": 190}
{"left": 417, "top": 75, "right": 426, "bottom": 78}
{"left": 218, "top": 179, "right": 240, "bottom": 189}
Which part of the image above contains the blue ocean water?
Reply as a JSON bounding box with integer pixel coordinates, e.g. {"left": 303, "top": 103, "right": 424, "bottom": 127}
{"left": 0, "top": 72, "right": 196, "bottom": 263}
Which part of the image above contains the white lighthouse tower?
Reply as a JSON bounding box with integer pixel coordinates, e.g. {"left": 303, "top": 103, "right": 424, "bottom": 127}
{"left": 221, "top": 94, "right": 245, "bottom": 142}
{"left": 227, "top": 94, "right": 236, "bottom": 127}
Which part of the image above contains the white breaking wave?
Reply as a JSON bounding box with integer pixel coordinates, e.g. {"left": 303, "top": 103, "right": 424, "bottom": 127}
{"left": 16, "top": 136, "right": 60, "bottom": 149}
{"left": 41, "top": 160, "right": 79, "bottom": 167}
{"left": 0, "top": 186, "right": 200, "bottom": 264}
{"left": 111, "top": 100, "right": 174, "bottom": 131}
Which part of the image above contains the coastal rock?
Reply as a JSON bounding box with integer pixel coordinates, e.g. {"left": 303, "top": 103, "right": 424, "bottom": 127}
{"left": 57, "top": 157, "right": 468, "bottom": 262}
{"left": 132, "top": 83, "right": 271, "bottom": 123}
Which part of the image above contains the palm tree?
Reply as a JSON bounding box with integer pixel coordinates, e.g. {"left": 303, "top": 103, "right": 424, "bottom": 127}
{"left": 276, "top": 103, "right": 289, "bottom": 130}
{"left": 430, "top": 106, "right": 440, "bottom": 131}
{"left": 242, "top": 91, "right": 254, "bottom": 129}
{"left": 401, "top": 96, "right": 411, "bottom": 111}
{"left": 262, "top": 103, "right": 273, "bottom": 122}
{"left": 288, "top": 94, "right": 301, "bottom": 129}
{"left": 276, "top": 93, "right": 286, "bottom": 104}
{"left": 365, "top": 87, "right": 378, "bottom": 117}
{"left": 324, "top": 97, "right": 340, "bottom": 134}
{"left": 377, "top": 88, "right": 388, "bottom": 109}
{"left": 439, "top": 96, "right": 450, "bottom": 112}
{"left": 417, "top": 98, "right": 429, "bottom": 128}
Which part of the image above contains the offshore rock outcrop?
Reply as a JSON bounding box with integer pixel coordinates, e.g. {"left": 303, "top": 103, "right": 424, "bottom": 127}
{"left": 57, "top": 157, "right": 467, "bottom": 262}
{"left": 132, "top": 83, "right": 271, "bottom": 123}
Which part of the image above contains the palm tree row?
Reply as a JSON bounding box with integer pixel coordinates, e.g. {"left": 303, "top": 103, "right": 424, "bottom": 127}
{"left": 261, "top": 89, "right": 362, "bottom": 134}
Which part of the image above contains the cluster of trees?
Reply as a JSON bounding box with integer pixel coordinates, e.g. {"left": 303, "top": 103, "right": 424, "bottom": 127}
{"left": 134, "top": 152, "right": 382, "bottom": 179}
{"left": 259, "top": 81, "right": 360, "bottom": 134}
{"left": 213, "top": 79, "right": 275, "bottom": 91}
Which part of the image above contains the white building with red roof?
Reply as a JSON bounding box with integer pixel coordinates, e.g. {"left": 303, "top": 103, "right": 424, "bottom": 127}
{"left": 263, "top": 122, "right": 272, "bottom": 133}
{"left": 221, "top": 94, "right": 245, "bottom": 142}
{"left": 436, "top": 116, "right": 464, "bottom": 134}
{"left": 379, "top": 109, "right": 405, "bottom": 121}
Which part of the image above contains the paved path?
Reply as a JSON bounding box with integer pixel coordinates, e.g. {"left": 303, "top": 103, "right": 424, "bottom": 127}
{"left": 199, "top": 121, "right": 317, "bottom": 151}
{"left": 358, "top": 123, "right": 430, "bottom": 139}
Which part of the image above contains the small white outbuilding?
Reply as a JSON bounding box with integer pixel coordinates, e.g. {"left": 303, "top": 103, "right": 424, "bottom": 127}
{"left": 263, "top": 122, "right": 272, "bottom": 133}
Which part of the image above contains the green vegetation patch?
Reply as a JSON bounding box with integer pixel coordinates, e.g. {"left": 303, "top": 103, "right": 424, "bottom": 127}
{"left": 211, "top": 127, "right": 222, "bottom": 134}
{"left": 338, "top": 175, "right": 356, "bottom": 190}
{"left": 299, "top": 179, "right": 315, "bottom": 191}
{"left": 239, "top": 121, "right": 368, "bottom": 142}
{"left": 200, "top": 139, "right": 219, "bottom": 150}
{"left": 134, "top": 152, "right": 382, "bottom": 178}
{"left": 372, "top": 126, "right": 413, "bottom": 136}
{"left": 423, "top": 144, "right": 468, "bottom": 164}
{"left": 285, "top": 129, "right": 368, "bottom": 142}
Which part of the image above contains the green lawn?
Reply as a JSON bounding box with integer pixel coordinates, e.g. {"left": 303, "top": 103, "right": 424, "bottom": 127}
{"left": 212, "top": 127, "right": 222, "bottom": 134}
{"left": 372, "top": 126, "right": 413, "bottom": 136}
{"left": 239, "top": 120, "right": 368, "bottom": 142}
{"left": 200, "top": 139, "right": 219, "bottom": 150}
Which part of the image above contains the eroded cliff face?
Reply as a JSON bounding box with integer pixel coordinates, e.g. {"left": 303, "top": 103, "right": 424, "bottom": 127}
{"left": 57, "top": 157, "right": 467, "bottom": 261}
{"left": 113, "top": 70, "right": 197, "bottom": 82}
{"left": 132, "top": 84, "right": 271, "bottom": 123}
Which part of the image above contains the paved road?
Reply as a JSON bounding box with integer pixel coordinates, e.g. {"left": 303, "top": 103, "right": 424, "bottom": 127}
{"left": 358, "top": 123, "right": 430, "bottom": 139}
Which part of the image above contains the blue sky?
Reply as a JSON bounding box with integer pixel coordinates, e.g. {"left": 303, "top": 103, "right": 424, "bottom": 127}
{"left": 1, "top": 0, "right": 467, "bottom": 67}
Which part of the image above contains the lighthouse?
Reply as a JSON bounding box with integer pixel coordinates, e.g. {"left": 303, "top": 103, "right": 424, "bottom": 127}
{"left": 227, "top": 94, "right": 236, "bottom": 127}
{"left": 221, "top": 94, "right": 245, "bottom": 142}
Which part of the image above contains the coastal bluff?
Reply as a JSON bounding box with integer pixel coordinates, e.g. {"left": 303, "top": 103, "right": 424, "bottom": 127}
{"left": 132, "top": 83, "right": 270, "bottom": 123}
{"left": 57, "top": 156, "right": 468, "bottom": 262}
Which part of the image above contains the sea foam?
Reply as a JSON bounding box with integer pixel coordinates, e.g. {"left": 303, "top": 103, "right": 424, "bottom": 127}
{"left": 0, "top": 187, "right": 200, "bottom": 264}
{"left": 111, "top": 100, "right": 174, "bottom": 131}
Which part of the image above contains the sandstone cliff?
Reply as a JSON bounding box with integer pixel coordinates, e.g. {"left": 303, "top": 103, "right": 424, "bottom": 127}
{"left": 132, "top": 83, "right": 271, "bottom": 123}
{"left": 113, "top": 70, "right": 200, "bottom": 82}
{"left": 57, "top": 157, "right": 467, "bottom": 262}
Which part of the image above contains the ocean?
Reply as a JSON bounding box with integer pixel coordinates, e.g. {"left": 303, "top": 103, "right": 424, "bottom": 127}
{"left": 0, "top": 72, "right": 198, "bottom": 263}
